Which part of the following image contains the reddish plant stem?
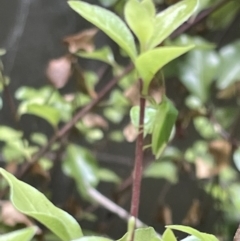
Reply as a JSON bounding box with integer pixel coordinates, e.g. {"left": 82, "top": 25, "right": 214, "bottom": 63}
{"left": 17, "top": 64, "right": 134, "bottom": 178}
{"left": 130, "top": 79, "right": 145, "bottom": 219}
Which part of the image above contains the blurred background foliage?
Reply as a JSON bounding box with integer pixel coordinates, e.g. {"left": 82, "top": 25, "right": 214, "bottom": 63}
{"left": 0, "top": 0, "right": 240, "bottom": 240}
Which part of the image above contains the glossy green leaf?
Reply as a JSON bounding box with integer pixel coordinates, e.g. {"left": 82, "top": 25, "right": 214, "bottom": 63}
{"left": 162, "top": 228, "right": 177, "bottom": 241}
{"left": 72, "top": 237, "right": 113, "bottom": 241}
{"left": 144, "top": 162, "right": 178, "bottom": 184}
{"left": 0, "top": 227, "right": 37, "bottom": 241}
{"left": 63, "top": 144, "right": 99, "bottom": 199}
{"left": 179, "top": 49, "right": 219, "bottom": 102}
{"left": 124, "top": 0, "right": 154, "bottom": 51}
{"left": 135, "top": 45, "right": 194, "bottom": 95}
{"left": 0, "top": 168, "right": 83, "bottom": 241}
{"left": 77, "top": 46, "right": 116, "bottom": 66}
{"left": 118, "top": 227, "right": 161, "bottom": 241}
{"left": 151, "top": 97, "right": 178, "bottom": 159}
{"left": 217, "top": 41, "right": 240, "bottom": 89}
{"left": 98, "top": 168, "right": 121, "bottom": 184}
{"left": 167, "top": 225, "right": 219, "bottom": 241}
{"left": 0, "top": 126, "right": 23, "bottom": 142}
{"left": 69, "top": 1, "right": 137, "bottom": 60}
{"left": 20, "top": 104, "right": 60, "bottom": 127}
{"left": 148, "top": 0, "right": 198, "bottom": 49}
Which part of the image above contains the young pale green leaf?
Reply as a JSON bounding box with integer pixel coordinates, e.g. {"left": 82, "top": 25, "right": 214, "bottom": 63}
{"left": 0, "top": 126, "right": 23, "bottom": 142}
{"left": 68, "top": 1, "right": 137, "bottom": 61}
{"left": 118, "top": 227, "right": 161, "bottom": 241}
{"left": 179, "top": 49, "right": 219, "bottom": 102}
{"left": 144, "top": 162, "right": 178, "bottom": 184}
{"left": 0, "top": 227, "right": 37, "bottom": 241}
{"left": 141, "top": 0, "right": 155, "bottom": 18}
{"left": 167, "top": 225, "right": 219, "bottom": 241}
{"left": 77, "top": 46, "right": 116, "bottom": 67}
{"left": 124, "top": 0, "right": 154, "bottom": 52}
{"left": 135, "top": 45, "right": 194, "bottom": 95}
{"left": 98, "top": 168, "right": 121, "bottom": 184}
{"left": 151, "top": 97, "right": 178, "bottom": 159}
{"left": 162, "top": 228, "right": 177, "bottom": 241}
{"left": 0, "top": 168, "right": 83, "bottom": 241}
{"left": 0, "top": 48, "right": 6, "bottom": 56}
{"left": 217, "top": 41, "right": 240, "bottom": 89}
{"left": 149, "top": 0, "right": 198, "bottom": 49}
{"left": 63, "top": 144, "right": 99, "bottom": 200}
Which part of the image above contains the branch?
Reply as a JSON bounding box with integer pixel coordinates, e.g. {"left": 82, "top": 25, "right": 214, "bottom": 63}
{"left": 17, "top": 64, "right": 134, "bottom": 178}
{"left": 130, "top": 80, "right": 145, "bottom": 220}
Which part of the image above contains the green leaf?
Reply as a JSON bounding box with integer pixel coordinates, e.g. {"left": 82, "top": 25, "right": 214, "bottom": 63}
{"left": 144, "top": 161, "right": 178, "bottom": 184}
{"left": 181, "top": 236, "right": 200, "bottom": 241}
{"left": 151, "top": 97, "right": 178, "bottom": 159}
{"left": 118, "top": 227, "right": 161, "bottom": 241}
{"left": 124, "top": 0, "right": 154, "bottom": 52}
{"left": 141, "top": 0, "right": 155, "bottom": 18}
{"left": 179, "top": 49, "right": 219, "bottom": 102}
{"left": 135, "top": 45, "right": 194, "bottom": 95}
{"left": 20, "top": 104, "right": 60, "bottom": 127}
{"left": 3, "top": 140, "right": 38, "bottom": 161}
{"left": 162, "top": 228, "right": 177, "bottom": 241}
{"left": 77, "top": 46, "right": 116, "bottom": 66}
{"left": 69, "top": 1, "right": 137, "bottom": 61}
{"left": 148, "top": 0, "right": 198, "bottom": 49}
{"left": 72, "top": 237, "right": 113, "bottom": 241}
{"left": 0, "top": 227, "right": 37, "bottom": 241}
{"left": 130, "top": 106, "right": 157, "bottom": 135}
{"left": 167, "top": 225, "right": 219, "bottom": 241}
{"left": 193, "top": 117, "right": 217, "bottom": 139}
{"left": 98, "top": 168, "right": 121, "bottom": 184}
{"left": 217, "top": 41, "right": 240, "bottom": 89}
{"left": 185, "top": 95, "right": 203, "bottom": 110}
{"left": 209, "top": 1, "right": 240, "bottom": 30}
{"left": 0, "top": 168, "right": 83, "bottom": 241}
{"left": 0, "top": 126, "right": 23, "bottom": 142}
{"left": 63, "top": 144, "right": 99, "bottom": 199}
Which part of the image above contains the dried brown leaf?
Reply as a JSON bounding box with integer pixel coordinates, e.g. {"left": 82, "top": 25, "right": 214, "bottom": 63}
{"left": 209, "top": 139, "right": 231, "bottom": 170}
{"left": 46, "top": 55, "right": 72, "bottom": 89}
{"left": 195, "top": 157, "right": 213, "bottom": 179}
{"left": 156, "top": 204, "right": 172, "bottom": 225}
{"left": 82, "top": 113, "right": 108, "bottom": 129}
{"left": 63, "top": 28, "right": 98, "bottom": 54}
{"left": 183, "top": 199, "right": 201, "bottom": 225}
{"left": 123, "top": 123, "right": 138, "bottom": 142}
{"left": 124, "top": 83, "right": 139, "bottom": 105}
{"left": 1, "top": 201, "right": 34, "bottom": 227}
